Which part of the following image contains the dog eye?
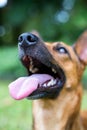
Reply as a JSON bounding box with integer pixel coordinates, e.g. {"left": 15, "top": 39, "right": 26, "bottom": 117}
{"left": 57, "top": 47, "right": 68, "bottom": 54}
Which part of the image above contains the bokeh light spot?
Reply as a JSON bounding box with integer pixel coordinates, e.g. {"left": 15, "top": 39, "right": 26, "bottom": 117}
{"left": 0, "top": 0, "right": 8, "bottom": 8}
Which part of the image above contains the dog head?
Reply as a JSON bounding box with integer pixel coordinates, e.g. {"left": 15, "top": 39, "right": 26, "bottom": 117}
{"left": 9, "top": 31, "right": 87, "bottom": 100}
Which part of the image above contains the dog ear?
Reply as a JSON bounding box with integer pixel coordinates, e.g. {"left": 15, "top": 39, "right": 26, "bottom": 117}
{"left": 73, "top": 30, "right": 87, "bottom": 65}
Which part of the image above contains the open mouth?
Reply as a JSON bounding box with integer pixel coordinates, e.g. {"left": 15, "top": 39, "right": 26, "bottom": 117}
{"left": 9, "top": 54, "right": 65, "bottom": 100}
{"left": 20, "top": 55, "right": 65, "bottom": 99}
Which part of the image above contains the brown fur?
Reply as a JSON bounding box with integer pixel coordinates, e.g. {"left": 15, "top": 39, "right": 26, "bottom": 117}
{"left": 32, "top": 31, "right": 87, "bottom": 130}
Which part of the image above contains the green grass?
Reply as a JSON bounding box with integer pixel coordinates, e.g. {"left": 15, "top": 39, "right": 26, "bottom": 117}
{"left": 0, "top": 80, "right": 32, "bottom": 130}
{"left": 0, "top": 81, "right": 87, "bottom": 130}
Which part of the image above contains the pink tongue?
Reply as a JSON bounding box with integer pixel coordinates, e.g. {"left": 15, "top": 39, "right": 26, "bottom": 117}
{"left": 8, "top": 74, "right": 53, "bottom": 100}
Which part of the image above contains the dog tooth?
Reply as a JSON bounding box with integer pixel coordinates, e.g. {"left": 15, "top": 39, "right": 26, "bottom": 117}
{"left": 52, "top": 68, "right": 57, "bottom": 73}
{"left": 47, "top": 82, "right": 51, "bottom": 87}
{"left": 51, "top": 80, "right": 56, "bottom": 86}
{"left": 50, "top": 79, "right": 54, "bottom": 83}
{"left": 30, "top": 60, "right": 33, "bottom": 66}
{"left": 29, "top": 66, "right": 38, "bottom": 73}
{"left": 53, "top": 79, "right": 56, "bottom": 85}
{"left": 29, "top": 65, "right": 33, "bottom": 71}
{"left": 47, "top": 79, "right": 52, "bottom": 86}
{"left": 32, "top": 68, "right": 38, "bottom": 73}
{"left": 43, "top": 79, "right": 56, "bottom": 87}
{"left": 49, "top": 79, "right": 57, "bottom": 86}
{"left": 47, "top": 79, "right": 54, "bottom": 86}
{"left": 43, "top": 83, "right": 47, "bottom": 87}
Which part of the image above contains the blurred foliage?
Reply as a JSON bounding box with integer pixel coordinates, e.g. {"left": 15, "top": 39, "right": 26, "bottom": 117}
{"left": 0, "top": 0, "right": 87, "bottom": 88}
{"left": 0, "top": 47, "right": 26, "bottom": 79}
{"left": 0, "top": 0, "right": 87, "bottom": 46}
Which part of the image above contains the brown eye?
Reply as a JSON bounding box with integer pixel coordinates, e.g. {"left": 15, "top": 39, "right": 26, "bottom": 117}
{"left": 57, "top": 47, "right": 68, "bottom": 54}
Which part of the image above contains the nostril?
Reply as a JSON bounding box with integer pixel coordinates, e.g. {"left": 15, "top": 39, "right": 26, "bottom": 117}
{"left": 27, "top": 35, "right": 36, "bottom": 42}
{"left": 18, "top": 33, "right": 38, "bottom": 47}
{"left": 18, "top": 36, "right": 23, "bottom": 43}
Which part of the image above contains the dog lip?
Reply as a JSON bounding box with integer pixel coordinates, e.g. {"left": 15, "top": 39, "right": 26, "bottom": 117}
{"left": 27, "top": 76, "right": 64, "bottom": 99}
{"left": 27, "top": 83, "right": 63, "bottom": 99}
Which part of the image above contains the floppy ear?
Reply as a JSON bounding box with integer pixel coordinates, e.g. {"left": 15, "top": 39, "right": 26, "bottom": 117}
{"left": 73, "top": 30, "right": 87, "bottom": 65}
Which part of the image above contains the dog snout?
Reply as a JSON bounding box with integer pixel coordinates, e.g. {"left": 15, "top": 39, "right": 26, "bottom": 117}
{"left": 18, "top": 33, "right": 38, "bottom": 47}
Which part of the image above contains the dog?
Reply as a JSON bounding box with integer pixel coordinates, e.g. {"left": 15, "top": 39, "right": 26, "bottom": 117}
{"left": 9, "top": 30, "right": 87, "bottom": 130}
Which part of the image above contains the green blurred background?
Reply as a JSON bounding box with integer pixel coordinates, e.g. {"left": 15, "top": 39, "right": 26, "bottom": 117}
{"left": 0, "top": 0, "right": 87, "bottom": 130}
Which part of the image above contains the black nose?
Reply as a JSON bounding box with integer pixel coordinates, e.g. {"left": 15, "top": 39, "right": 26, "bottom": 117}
{"left": 18, "top": 33, "right": 38, "bottom": 47}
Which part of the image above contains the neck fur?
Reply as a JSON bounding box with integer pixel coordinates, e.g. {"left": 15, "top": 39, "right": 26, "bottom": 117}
{"left": 32, "top": 86, "right": 83, "bottom": 130}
